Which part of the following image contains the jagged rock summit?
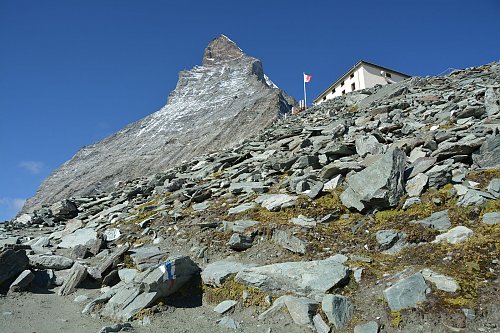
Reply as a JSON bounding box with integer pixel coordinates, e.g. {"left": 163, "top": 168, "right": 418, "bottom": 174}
{"left": 23, "top": 35, "right": 294, "bottom": 213}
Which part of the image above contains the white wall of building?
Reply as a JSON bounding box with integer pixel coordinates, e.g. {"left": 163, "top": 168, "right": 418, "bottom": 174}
{"left": 314, "top": 63, "right": 409, "bottom": 105}
{"left": 361, "top": 63, "right": 408, "bottom": 89}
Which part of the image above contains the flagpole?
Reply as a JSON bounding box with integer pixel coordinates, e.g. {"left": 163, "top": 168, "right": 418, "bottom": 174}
{"left": 303, "top": 72, "right": 307, "bottom": 110}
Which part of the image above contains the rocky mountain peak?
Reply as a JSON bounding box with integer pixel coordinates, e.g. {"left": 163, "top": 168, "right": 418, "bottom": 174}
{"left": 21, "top": 35, "right": 294, "bottom": 213}
{"left": 202, "top": 34, "right": 244, "bottom": 65}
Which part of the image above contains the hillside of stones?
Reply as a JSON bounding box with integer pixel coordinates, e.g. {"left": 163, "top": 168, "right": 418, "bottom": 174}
{"left": 1, "top": 62, "right": 499, "bottom": 333}
{"left": 22, "top": 35, "right": 294, "bottom": 213}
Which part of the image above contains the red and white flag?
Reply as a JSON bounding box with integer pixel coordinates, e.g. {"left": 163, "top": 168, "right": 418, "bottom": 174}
{"left": 304, "top": 73, "right": 312, "bottom": 83}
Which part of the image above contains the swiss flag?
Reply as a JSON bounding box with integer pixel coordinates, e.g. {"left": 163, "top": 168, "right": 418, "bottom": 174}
{"left": 304, "top": 73, "right": 312, "bottom": 83}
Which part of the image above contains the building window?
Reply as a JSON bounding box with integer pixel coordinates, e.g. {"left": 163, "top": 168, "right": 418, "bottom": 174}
{"left": 332, "top": 88, "right": 335, "bottom": 93}
{"left": 349, "top": 73, "right": 354, "bottom": 79}
{"left": 340, "top": 81, "right": 344, "bottom": 87}
{"left": 351, "top": 83, "right": 355, "bottom": 91}
{"left": 342, "top": 90, "right": 346, "bottom": 95}
{"left": 386, "top": 72, "right": 392, "bottom": 78}
{"left": 323, "top": 96, "right": 326, "bottom": 101}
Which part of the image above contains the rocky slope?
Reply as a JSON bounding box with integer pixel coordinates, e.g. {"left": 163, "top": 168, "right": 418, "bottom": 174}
{"left": 23, "top": 35, "right": 294, "bottom": 213}
{"left": 1, "top": 62, "right": 499, "bottom": 333}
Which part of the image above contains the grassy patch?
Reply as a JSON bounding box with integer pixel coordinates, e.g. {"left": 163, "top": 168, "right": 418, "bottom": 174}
{"left": 203, "top": 276, "right": 268, "bottom": 307}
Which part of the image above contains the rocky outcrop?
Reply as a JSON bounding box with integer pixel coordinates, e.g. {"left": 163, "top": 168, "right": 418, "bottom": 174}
{"left": 23, "top": 35, "right": 293, "bottom": 213}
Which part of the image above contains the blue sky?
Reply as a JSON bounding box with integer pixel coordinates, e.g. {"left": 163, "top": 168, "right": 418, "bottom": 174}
{"left": 1, "top": 0, "right": 499, "bottom": 221}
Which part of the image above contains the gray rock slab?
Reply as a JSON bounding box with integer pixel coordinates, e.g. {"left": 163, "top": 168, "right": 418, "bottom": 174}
{"left": 487, "top": 178, "right": 500, "bottom": 198}
{"left": 201, "top": 261, "right": 252, "bottom": 287}
{"left": 213, "top": 300, "right": 238, "bottom": 314}
{"left": 103, "top": 228, "right": 121, "bottom": 242}
{"left": 354, "top": 321, "right": 379, "bottom": 333}
{"left": 229, "top": 182, "right": 267, "bottom": 194}
{"left": 407, "top": 156, "right": 437, "bottom": 179}
{"left": 433, "top": 226, "right": 473, "bottom": 244}
{"left": 101, "top": 256, "right": 199, "bottom": 320}
{"left": 222, "top": 220, "right": 259, "bottom": 233}
{"left": 0, "top": 249, "right": 29, "bottom": 286}
{"left": 118, "top": 268, "right": 139, "bottom": 284}
{"left": 376, "top": 230, "right": 403, "bottom": 251}
{"left": 29, "top": 254, "right": 74, "bottom": 270}
{"left": 9, "top": 269, "right": 34, "bottom": 292}
{"left": 192, "top": 202, "right": 209, "bottom": 211}
{"left": 217, "top": 316, "right": 239, "bottom": 329}
{"left": 227, "top": 202, "right": 256, "bottom": 215}
{"left": 482, "top": 212, "right": 499, "bottom": 225}
{"left": 485, "top": 87, "right": 500, "bottom": 116}
{"left": 472, "top": 135, "right": 499, "bottom": 168}
{"left": 97, "top": 323, "right": 132, "bottom": 333}
{"left": 323, "top": 174, "right": 343, "bottom": 191}
{"left": 58, "top": 262, "right": 87, "bottom": 296}
{"left": 255, "top": 194, "right": 298, "bottom": 211}
{"left": 340, "top": 148, "right": 406, "bottom": 212}
{"left": 322, "top": 294, "right": 353, "bottom": 330}
{"left": 284, "top": 296, "right": 319, "bottom": 326}
{"left": 402, "top": 197, "right": 421, "bottom": 210}
{"left": 412, "top": 210, "right": 451, "bottom": 231}
{"left": 235, "top": 256, "right": 350, "bottom": 298}
{"left": 128, "top": 246, "right": 163, "bottom": 271}
{"left": 313, "top": 313, "right": 331, "bottom": 333}
{"left": 289, "top": 215, "right": 316, "bottom": 227}
{"left": 355, "top": 134, "right": 384, "bottom": 157}
{"left": 0, "top": 236, "right": 19, "bottom": 248}
{"left": 405, "top": 173, "right": 428, "bottom": 197}
{"left": 457, "top": 189, "right": 495, "bottom": 207}
{"left": 58, "top": 228, "right": 97, "bottom": 249}
{"left": 383, "top": 272, "right": 428, "bottom": 311}
{"left": 272, "top": 229, "right": 308, "bottom": 254}
{"left": 227, "top": 233, "right": 253, "bottom": 251}
{"left": 421, "top": 268, "right": 459, "bottom": 292}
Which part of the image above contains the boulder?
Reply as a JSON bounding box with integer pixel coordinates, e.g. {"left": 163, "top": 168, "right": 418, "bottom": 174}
{"left": 58, "top": 262, "right": 88, "bottom": 296}
{"left": 50, "top": 199, "right": 78, "bottom": 221}
{"left": 235, "top": 256, "right": 350, "bottom": 298}
{"left": 227, "top": 202, "right": 256, "bottom": 215}
{"left": 482, "top": 212, "right": 499, "bottom": 225}
{"left": 9, "top": 269, "right": 35, "bottom": 292}
{"left": 58, "top": 228, "right": 98, "bottom": 249}
{"left": 405, "top": 173, "right": 428, "bottom": 197}
{"left": 322, "top": 294, "right": 353, "bottom": 330}
{"left": 383, "top": 272, "right": 428, "bottom": 311}
{"left": 255, "top": 194, "right": 298, "bottom": 211}
{"left": 313, "top": 314, "right": 331, "bottom": 333}
{"left": 128, "top": 246, "right": 163, "bottom": 271}
{"left": 223, "top": 220, "right": 259, "bottom": 233}
{"left": 201, "top": 261, "right": 252, "bottom": 287}
{"left": 355, "top": 135, "right": 384, "bottom": 157}
{"left": 213, "top": 300, "right": 238, "bottom": 314}
{"left": 228, "top": 182, "right": 267, "bottom": 194}
{"left": 472, "top": 135, "right": 500, "bottom": 168}
{"left": 272, "top": 229, "right": 308, "bottom": 254}
{"left": 433, "top": 226, "right": 473, "bottom": 244}
{"left": 340, "top": 148, "right": 406, "bottom": 211}
{"left": 421, "top": 268, "right": 459, "bottom": 292}
{"left": 412, "top": 210, "right": 451, "bottom": 231}
{"left": 354, "top": 321, "right": 379, "bottom": 333}
{"left": 487, "top": 178, "right": 500, "bottom": 198}
{"left": 217, "top": 316, "right": 239, "bottom": 329}
{"left": 100, "top": 256, "right": 199, "bottom": 320}
{"left": 227, "top": 233, "right": 253, "bottom": 251}
{"left": 284, "top": 296, "right": 319, "bottom": 326}
{"left": 484, "top": 87, "right": 500, "bottom": 116}
{"left": 0, "top": 249, "right": 29, "bottom": 286}
{"left": 29, "top": 254, "right": 74, "bottom": 270}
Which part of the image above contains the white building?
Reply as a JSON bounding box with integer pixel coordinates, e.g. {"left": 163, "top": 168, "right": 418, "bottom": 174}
{"left": 313, "top": 60, "right": 411, "bottom": 105}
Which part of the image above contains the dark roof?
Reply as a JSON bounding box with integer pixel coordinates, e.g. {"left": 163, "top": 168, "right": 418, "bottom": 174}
{"left": 313, "top": 60, "right": 412, "bottom": 103}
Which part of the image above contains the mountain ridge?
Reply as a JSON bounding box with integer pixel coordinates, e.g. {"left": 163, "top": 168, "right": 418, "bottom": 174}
{"left": 22, "top": 35, "right": 294, "bottom": 213}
